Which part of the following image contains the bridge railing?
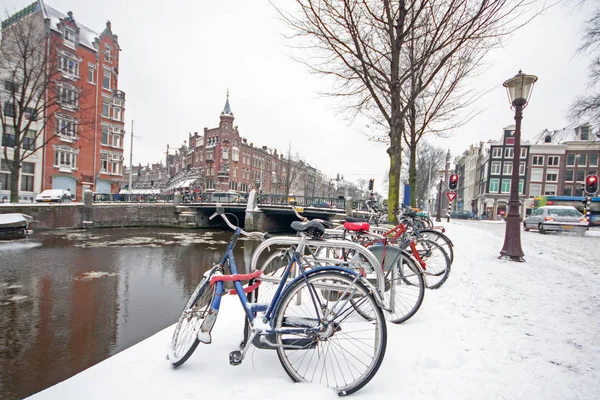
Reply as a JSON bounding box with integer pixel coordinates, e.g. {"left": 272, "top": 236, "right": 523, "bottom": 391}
{"left": 93, "top": 192, "right": 371, "bottom": 210}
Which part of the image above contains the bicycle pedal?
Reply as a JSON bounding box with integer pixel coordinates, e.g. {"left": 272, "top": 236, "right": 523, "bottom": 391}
{"left": 229, "top": 350, "right": 243, "bottom": 366}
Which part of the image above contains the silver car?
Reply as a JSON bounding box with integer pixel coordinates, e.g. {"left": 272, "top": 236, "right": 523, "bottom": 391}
{"left": 523, "top": 205, "right": 588, "bottom": 234}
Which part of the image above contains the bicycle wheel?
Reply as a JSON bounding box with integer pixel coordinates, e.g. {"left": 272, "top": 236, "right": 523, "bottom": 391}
{"left": 418, "top": 229, "right": 454, "bottom": 264}
{"left": 405, "top": 239, "right": 451, "bottom": 289}
{"left": 274, "top": 271, "right": 387, "bottom": 396}
{"left": 254, "top": 249, "right": 293, "bottom": 305}
{"left": 368, "top": 245, "right": 425, "bottom": 324}
{"left": 170, "top": 275, "right": 216, "bottom": 367}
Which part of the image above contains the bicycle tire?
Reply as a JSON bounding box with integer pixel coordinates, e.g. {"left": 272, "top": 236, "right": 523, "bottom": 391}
{"left": 418, "top": 229, "right": 454, "bottom": 264}
{"left": 404, "top": 239, "right": 451, "bottom": 289}
{"left": 170, "top": 275, "right": 216, "bottom": 367}
{"left": 368, "top": 245, "right": 425, "bottom": 324}
{"left": 274, "top": 271, "right": 387, "bottom": 396}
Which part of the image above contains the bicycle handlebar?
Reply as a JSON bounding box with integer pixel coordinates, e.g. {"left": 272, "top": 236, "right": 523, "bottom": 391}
{"left": 209, "top": 204, "right": 268, "bottom": 240}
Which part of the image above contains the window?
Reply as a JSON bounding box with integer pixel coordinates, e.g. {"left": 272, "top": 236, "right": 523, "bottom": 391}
{"left": 58, "top": 52, "right": 79, "bottom": 77}
{"left": 492, "top": 148, "right": 502, "bottom": 158}
{"left": 546, "top": 169, "right": 558, "bottom": 182}
{"left": 20, "top": 162, "right": 34, "bottom": 192}
{"left": 232, "top": 147, "right": 239, "bottom": 162}
{"left": 58, "top": 84, "right": 79, "bottom": 109}
{"left": 101, "top": 153, "right": 108, "bottom": 172}
{"left": 590, "top": 154, "right": 599, "bottom": 167}
{"left": 64, "top": 28, "right": 75, "bottom": 46}
{"left": 502, "top": 162, "right": 513, "bottom": 175}
{"left": 529, "top": 183, "right": 542, "bottom": 197}
{"left": 56, "top": 116, "right": 77, "bottom": 139}
{"left": 532, "top": 156, "right": 544, "bottom": 166}
{"left": 23, "top": 130, "right": 35, "bottom": 150}
{"left": 489, "top": 178, "right": 499, "bottom": 192}
{"left": 505, "top": 137, "right": 515, "bottom": 145}
{"left": 566, "top": 153, "right": 575, "bottom": 166}
{"left": 205, "top": 180, "right": 214, "bottom": 190}
{"left": 580, "top": 126, "right": 589, "bottom": 140}
{"left": 103, "top": 69, "right": 111, "bottom": 90}
{"left": 576, "top": 170, "right": 585, "bottom": 182}
{"left": 3, "top": 102, "right": 15, "bottom": 117}
{"left": 4, "top": 80, "right": 17, "bottom": 92}
{"left": 519, "top": 179, "right": 524, "bottom": 194}
{"left": 544, "top": 135, "right": 552, "bottom": 143}
{"left": 102, "top": 99, "right": 110, "bottom": 117}
{"left": 2, "top": 125, "right": 16, "bottom": 147}
{"left": 519, "top": 162, "right": 526, "bottom": 176}
{"left": 222, "top": 148, "right": 229, "bottom": 160}
{"left": 590, "top": 169, "right": 597, "bottom": 176}
{"left": 501, "top": 179, "right": 511, "bottom": 193}
{"left": 104, "top": 45, "right": 112, "bottom": 62}
{"left": 575, "top": 187, "right": 584, "bottom": 197}
{"left": 491, "top": 161, "right": 501, "bottom": 175}
{"left": 101, "top": 125, "right": 109, "bottom": 145}
{"left": 24, "top": 107, "right": 38, "bottom": 120}
{"left": 577, "top": 154, "right": 587, "bottom": 166}
{"left": 504, "top": 148, "right": 514, "bottom": 158}
{"left": 520, "top": 148, "right": 527, "bottom": 158}
{"left": 544, "top": 184, "right": 557, "bottom": 196}
{"left": 565, "top": 170, "right": 574, "bottom": 182}
{"left": 88, "top": 63, "right": 96, "bottom": 84}
{"left": 563, "top": 186, "right": 573, "bottom": 196}
{"left": 232, "top": 168, "right": 237, "bottom": 178}
{"left": 530, "top": 168, "right": 543, "bottom": 182}
{"left": 54, "top": 146, "right": 78, "bottom": 169}
{"left": 547, "top": 156, "right": 559, "bottom": 166}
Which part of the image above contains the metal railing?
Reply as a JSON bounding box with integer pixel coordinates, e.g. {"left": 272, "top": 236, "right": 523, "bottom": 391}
{"left": 93, "top": 193, "right": 174, "bottom": 203}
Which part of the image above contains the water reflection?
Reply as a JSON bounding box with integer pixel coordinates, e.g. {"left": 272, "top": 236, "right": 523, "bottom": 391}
{"left": 0, "top": 228, "right": 256, "bottom": 400}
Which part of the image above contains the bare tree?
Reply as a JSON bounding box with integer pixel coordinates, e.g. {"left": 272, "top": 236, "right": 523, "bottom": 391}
{"left": 272, "top": 145, "right": 302, "bottom": 198}
{"left": 1, "top": 13, "right": 94, "bottom": 202}
{"left": 569, "top": 6, "right": 600, "bottom": 134}
{"left": 274, "top": 0, "right": 541, "bottom": 221}
{"left": 402, "top": 140, "right": 446, "bottom": 208}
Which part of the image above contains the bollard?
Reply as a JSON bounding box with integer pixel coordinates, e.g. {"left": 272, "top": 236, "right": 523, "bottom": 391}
{"left": 345, "top": 197, "right": 353, "bottom": 216}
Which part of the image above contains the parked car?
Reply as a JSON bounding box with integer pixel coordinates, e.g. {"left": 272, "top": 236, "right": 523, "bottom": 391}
{"left": 450, "top": 210, "right": 473, "bottom": 219}
{"left": 35, "top": 189, "right": 73, "bottom": 203}
{"left": 523, "top": 205, "right": 588, "bottom": 234}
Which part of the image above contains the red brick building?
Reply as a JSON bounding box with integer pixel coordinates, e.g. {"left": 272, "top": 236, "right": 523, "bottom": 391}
{"left": 42, "top": 3, "right": 125, "bottom": 199}
{"left": 1, "top": 1, "right": 125, "bottom": 201}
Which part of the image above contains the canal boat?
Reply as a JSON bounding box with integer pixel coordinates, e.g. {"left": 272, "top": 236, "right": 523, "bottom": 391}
{"left": 0, "top": 213, "right": 34, "bottom": 240}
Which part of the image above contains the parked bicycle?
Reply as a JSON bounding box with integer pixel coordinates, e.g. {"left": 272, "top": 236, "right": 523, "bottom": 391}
{"left": 168, "top": 206, "right": 388, "bottom": 396}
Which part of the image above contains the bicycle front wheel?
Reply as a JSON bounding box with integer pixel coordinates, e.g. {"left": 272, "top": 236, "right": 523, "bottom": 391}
{"left": 274, "top": 271, "right": 387, "bottom": 396}
{"left": 170, "top": 275, "right": 216, "bottom": 367}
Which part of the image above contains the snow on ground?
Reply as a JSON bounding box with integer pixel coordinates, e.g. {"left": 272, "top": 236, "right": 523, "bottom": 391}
{"left": 27, "top": 221, "right": 600, "bottom": 400}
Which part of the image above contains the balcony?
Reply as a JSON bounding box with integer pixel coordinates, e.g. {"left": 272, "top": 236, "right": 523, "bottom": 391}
{"left": 218, "top": 170, "right": 230, "bottom": 178}
{"left": 113, "top": 90, "right": 126, "bottom": 100}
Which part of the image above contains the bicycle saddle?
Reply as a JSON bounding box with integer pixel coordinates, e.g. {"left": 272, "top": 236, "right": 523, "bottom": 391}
{"left": 343, "top": 222, "right": 370, "bottom": 232}
{"left": 290, "top": 220, "right": 325, "bottom": 239}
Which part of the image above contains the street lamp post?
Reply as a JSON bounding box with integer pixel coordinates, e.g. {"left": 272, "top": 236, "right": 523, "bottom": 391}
{"left": 499, "top": 71, "right": 538, "bottom": 262}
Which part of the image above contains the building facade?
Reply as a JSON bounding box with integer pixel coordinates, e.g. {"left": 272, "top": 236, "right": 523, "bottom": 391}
{"left": 1, "top": 1, "right": 124, "bottom": 202}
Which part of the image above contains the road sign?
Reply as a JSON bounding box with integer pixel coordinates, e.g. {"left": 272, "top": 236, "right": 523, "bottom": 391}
{"left": 446, "top": 192, "right": 457, "bottom": 202}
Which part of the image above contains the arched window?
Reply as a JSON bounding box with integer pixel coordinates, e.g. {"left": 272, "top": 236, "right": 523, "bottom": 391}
{"left": 544, "top": 135, "right": 552, "bottom": 143}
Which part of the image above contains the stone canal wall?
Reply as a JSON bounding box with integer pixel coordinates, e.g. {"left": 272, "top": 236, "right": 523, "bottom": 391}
{"left": 0, "top": 203, "right": 182, "bottom": 230}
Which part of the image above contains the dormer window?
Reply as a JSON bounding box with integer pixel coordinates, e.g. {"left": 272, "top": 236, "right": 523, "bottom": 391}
{"left": 580, "top": 126, "right": 589, "bottom": 140}
{"left": 544, "top": 135, "right": 552, "bottom": 143}
{"left": 64, "top": 27, "right": 75, "bottom": 47}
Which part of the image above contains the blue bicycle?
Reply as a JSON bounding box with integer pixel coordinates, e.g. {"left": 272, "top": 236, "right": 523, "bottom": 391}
{"left": 169, "top": 207, "right": 387, "bottom": 396}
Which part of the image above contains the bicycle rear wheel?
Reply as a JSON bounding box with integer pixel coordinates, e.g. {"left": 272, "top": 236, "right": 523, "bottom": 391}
{"left": 406, "top": 239, "right": 451, "bottom": 289}
{"left": 369, "top": 245, "right": 425, "bottom": 324}
{"left": 274, "top": 271, "right": 387, "bottom": 396}
{"left": 418, "top": 229, "right": 454, "bottom": 264}
{"left": 170, "top": 275, "right": 216, "bottom": 367}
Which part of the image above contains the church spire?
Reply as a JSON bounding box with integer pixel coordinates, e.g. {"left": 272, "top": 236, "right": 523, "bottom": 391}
{"left": 221, "top": 89, "right": 233, "bottom": 116}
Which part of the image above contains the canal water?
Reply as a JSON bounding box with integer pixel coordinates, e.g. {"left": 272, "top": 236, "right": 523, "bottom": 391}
{"left": 0, "top": 228, "right": 259, "bottom": 400}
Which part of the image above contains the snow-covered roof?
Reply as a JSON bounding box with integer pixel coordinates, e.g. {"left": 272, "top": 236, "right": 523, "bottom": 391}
{"left": 42, "top": 2, "right": 99, "bottom": 52}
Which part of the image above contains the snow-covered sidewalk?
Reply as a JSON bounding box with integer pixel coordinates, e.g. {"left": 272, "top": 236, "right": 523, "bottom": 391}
{"left": 28, "top": 222, "right": 600, "bottom": 400}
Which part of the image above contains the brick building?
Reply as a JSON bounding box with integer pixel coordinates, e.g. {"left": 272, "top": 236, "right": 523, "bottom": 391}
{"left": 1, "top": 1, "right": 124, "bottom": 202}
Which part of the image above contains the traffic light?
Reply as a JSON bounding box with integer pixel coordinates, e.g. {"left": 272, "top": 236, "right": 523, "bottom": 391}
{"left": 586, "top": 174, "right": 598, "bottom": 194}
{"left": 368, "top": 179, "right": 374, "bottom": 191}
{"left": 448, "top": 173, "right": 459, "bottom": 190}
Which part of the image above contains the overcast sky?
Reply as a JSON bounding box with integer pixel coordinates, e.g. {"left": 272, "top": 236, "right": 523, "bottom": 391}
{"left": 2, "top": 0, "right": 597, "bottom": 193}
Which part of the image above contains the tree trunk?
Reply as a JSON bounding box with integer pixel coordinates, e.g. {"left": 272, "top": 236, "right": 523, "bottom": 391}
{"left": 409, "top": 141, "right": 417, "bottom": 207}
{"left": 9, "top": 154, "right": 21, "bottom": 203}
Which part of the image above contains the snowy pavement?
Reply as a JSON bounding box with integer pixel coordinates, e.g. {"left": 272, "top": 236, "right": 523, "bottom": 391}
{"left": 27, "top": 221, "right": 600, "bottom": 400}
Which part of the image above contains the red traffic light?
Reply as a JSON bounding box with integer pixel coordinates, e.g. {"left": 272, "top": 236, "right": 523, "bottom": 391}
{"left": 448, "top": 173, "right": 459, "bottom": 190}
{"left": 586, "top": 174, "right": 599, "bottom": 194}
